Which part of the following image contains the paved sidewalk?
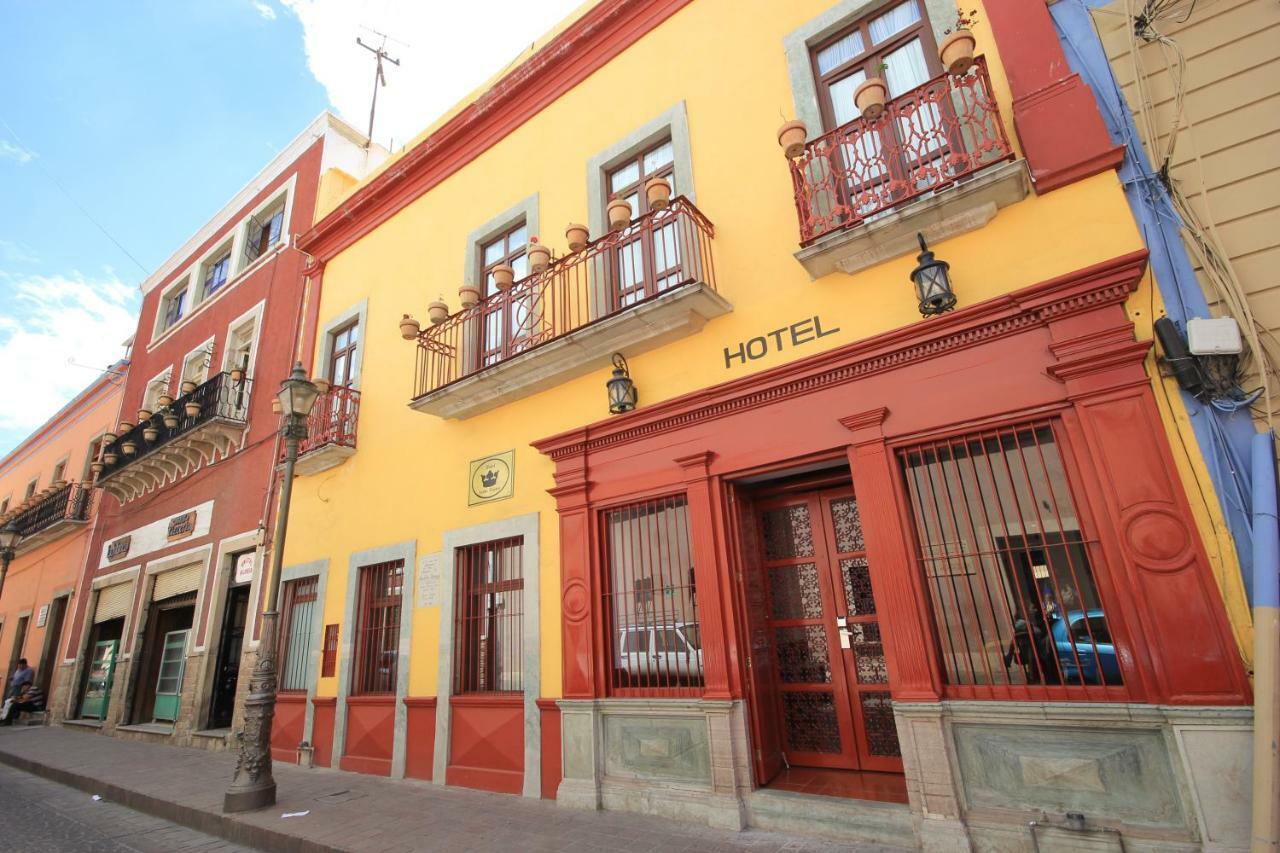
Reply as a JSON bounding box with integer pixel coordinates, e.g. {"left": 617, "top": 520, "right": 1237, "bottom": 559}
{"left": 0, "top": 726, "right": 899, "bottom": 853}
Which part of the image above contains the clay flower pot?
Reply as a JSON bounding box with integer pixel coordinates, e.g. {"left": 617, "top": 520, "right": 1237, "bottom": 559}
{"left": 90, "top": 461, "right": 104, "bottom": 476}
{"left": 230, "top": 368, "right": 244, "bottom": 383}
{"left": 117, "top": 421, "right": 134, "bottom": 435}
{"left": 163, "top": 412, "right": 179, "bottom": 428}
{"left": 181, "top": 380, "right": 197, "bottom": 395}
{"left": 427, "top": 298, "right": 450, "bottom": 325}
{"left": 855, "top": 77, "right": 889, "bottom": 120}
{"left": 645, "top": 177, "right": 672, "bottom": 211}
{"left": 102, "top": 432, "right": 117, "bottom": 446}
{"left": 527, "top": 240, "right": 551, "bottom": 274}
{"left": 157, "top": 394, "right": 173, "bottom": 408}
{"left": 399, "top": 314, "right": 422, "bottom": 340}
{"left": 458, "top": 284, "right": 481, "bottom": 308}
{"left": 137, "top": 408, "right": 152, "bottom": 423}
{"left": 938, "top": 29, "right": 976, "bottom": 76}
{"left": 607, "top": 196, "right": 633, "bottom": 230}
{"left": 121, "top": 439, "right": 137, "bottom": 456}
{"left": 184, "top": 401, "right": 201, "bottom": 418}
{"left": 103, "top": 451, "right": 118, "bottom": 465}
{"left": 143, "top": 426, "right": 159, "bottom": 442}
{"left": 313, "top": 379, "right": 331, "bottom": 399}
{"left": 492, "top": 263, "right": 515, "bottom": 291}
{"left": 777, "top": 120, "right": 808, "bottom": 159}
{"left": 565, "top": 223, "right": 589, "bottom": 253}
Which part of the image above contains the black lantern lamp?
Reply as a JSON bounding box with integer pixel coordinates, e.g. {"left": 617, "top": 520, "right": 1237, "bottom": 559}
{"left": 606, "top": 353, "right": 638, "bottom": 414}
{"left": 910, "top": 233, "right": 957, "bottom": 317}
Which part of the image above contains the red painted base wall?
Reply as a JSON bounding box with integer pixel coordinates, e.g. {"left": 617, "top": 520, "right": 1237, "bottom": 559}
{"left": 342, "top": 696, "right": 396, "bottom": 776}
{"left": 446, "top": 695, "right": 523, "bottom": 794}
{"left": 311, "top": 697, "right": 336, "bottom": 768}
{"left": 404, "top": 697, "right": 437, "bottom": 781}
{"left": 537, "top": 699, "right": 561, "bottom": 800}
{"left": 271, "top": 693, "right": 308, "bottom": 763}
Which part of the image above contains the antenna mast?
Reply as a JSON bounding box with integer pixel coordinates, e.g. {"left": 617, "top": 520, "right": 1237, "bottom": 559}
{"left": 355, "top": 31, "right": 401, "bottom": 148}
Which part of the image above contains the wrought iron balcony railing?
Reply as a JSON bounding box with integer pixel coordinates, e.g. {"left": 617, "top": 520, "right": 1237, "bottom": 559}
{"left": 97, "top": 371, "right": 251, "bottom": 487}
{"left": 413, "top": 197, "right": 717, "bottom": 400}
{"left": 1, "top": 482, "right": 94, "bottom": 552}
{"left": 297, "top": 385, "right": 360, "bottom": 457}
{"left": 789, "top": 57, "right": 1014, "bottom": 245}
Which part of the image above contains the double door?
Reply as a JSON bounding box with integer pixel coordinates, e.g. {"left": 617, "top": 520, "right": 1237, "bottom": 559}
{"left": 752, "top": 487, "right": 901, "bottom": 775}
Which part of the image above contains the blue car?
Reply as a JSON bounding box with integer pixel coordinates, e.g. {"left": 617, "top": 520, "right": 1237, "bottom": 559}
{"left": 1051, "top": 610, "right": 1122, "bottom": 685}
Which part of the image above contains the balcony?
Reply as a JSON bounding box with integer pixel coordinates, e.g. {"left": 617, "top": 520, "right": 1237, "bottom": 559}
{"left": 411, "top": 197, "right": 731, "bottom": 419}
{"left": 0, "top": 482, "right": 94, "bottom": 554}
{"left": 789, "top": 57, "right": 1029, "bottom": 279}
{"left": 96, "top": 372, "right": 252, "bottom": 503}
{"left": 293, "top": 386, "right": 360, "bottom": 475}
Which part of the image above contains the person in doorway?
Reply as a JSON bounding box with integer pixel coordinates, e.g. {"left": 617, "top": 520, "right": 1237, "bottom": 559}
{"left": 6, "top": 659, "right": 33, "bottom": 699}
{"left": 0, "top": 682, "right": 44, "bottom": 725}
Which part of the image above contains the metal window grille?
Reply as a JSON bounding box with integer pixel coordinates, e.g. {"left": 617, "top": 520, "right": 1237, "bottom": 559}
{"left": 279, "top": 576, "right": 318, "bottom": 692}
{"left": 453, "top": 537, "right": 524, "bottom": 694}
{"left": 898, "top": 422, "right": 1123, "bottom": 699}
{"left": 321, "top": 624, "right": 339, "bottom": 678}
{"left": 351, "top": 561, "right": 403, "bottom": 695}
{"left": 603, "top": 494, "right": 703, "bottom": 696}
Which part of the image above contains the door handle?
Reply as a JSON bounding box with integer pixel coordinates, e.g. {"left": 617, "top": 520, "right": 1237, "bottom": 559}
{"left": 835, "top": 615, "right": 852, "bottom": 649}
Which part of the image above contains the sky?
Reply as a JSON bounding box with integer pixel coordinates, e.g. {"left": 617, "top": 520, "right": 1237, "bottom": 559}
{"left": 0, "top": 0, "right": 582, "bottom": 457}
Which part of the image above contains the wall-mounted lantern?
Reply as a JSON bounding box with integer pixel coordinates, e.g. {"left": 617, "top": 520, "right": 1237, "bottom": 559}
{"left": 607, "top": 353, "right": 638, "bottom": 415}
{"left": 909, "top": 233, "right": 957, "bottom": 317}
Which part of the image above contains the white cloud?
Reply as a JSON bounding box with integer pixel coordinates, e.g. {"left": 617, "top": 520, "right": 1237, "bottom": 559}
{"left": 281, "top": 0, "right": 584, "bottom": 149}
{"left": 0, "top": 270, "right": 137, "bottom": 439}
{"left": 0, "top": 139, "right": 35, "bottom": 164}
{"left": 0, "top": 241, "right": 39, "bottom": 266}
{"left": 253, "top": 1, "right": 277, "bottom": 20}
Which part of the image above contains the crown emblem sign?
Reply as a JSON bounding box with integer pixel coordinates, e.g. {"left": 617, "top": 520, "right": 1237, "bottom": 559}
{"left": 480, "top": 469, "right": 499, "bottom": 488}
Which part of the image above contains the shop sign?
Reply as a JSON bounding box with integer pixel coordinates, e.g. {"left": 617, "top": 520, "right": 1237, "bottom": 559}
{"left": 167, "top": 511, "right": 197, "bottom": 542}
{"left": 722, "top": 315, "right": 840, "bottom": 369}
{"left": 36, "top": 604, "right": 49, "bottom": 627}
{"left": 106, "top": 535, "right": 131, "bottom": 562}
{"left": 468, "top": 450, "right": 514, "bottom": 506}
{"left": 234, "top": 552, "right": 256, "bottom": 585}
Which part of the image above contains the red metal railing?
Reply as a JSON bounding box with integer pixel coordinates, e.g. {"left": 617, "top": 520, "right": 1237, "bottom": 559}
{"left": 413, "top": 197, "right": 716, "bottom": 399}
{"left": 297, "top": 386, "right": 360, "bottom": 457}
{"left": 789, "top": 57, "right": 1014, "bottom": 245}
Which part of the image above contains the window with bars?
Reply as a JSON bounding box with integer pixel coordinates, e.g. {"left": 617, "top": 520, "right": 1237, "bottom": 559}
{"left": 453, "top": 537, "right": 524, "bottom": 694}
{"left": 351, "top": 561, "right": 403, "bottom": 695}
{"left": 603, "top": 494, "right": 703, "bottom": 695}
{"left": 279, "top": 576, "right": 319, "bottom": 692}
{"left": 898, "top": 422, "right": 1123, "bottom": 698}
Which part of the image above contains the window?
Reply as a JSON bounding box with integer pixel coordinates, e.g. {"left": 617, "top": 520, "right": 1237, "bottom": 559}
{"left": 478, "top": 222, "right": 529, "bottom": 367}
{"left": 181, "top": 344, "right": 212, "bottom": 389}
{"left": 279, "top": 576, "right": 319, "bottom": 692}
{"left": 52, "top": 460, "right": 66, "bottom": 483}
{"left": 605, "top": 140, "right": 684, "bottom": 309}
{"left": 453, "top": 538, "right": 524, "bottom": 694}
{"left": 603, "top": 494, "right": 702, "bottom": 695}
{"left": 159, "top": 280, "right": 189, "bottom": 331}
{"left": 809, "top": 0, "right": 939, "bottom": 129}
{"left": 0, "top": 497, "right": 9, "bottom": 514}
{"left": 351, "top": 560, "right": 403, "bottom": 695}
{"left": 201, "top": 249, "right": 233, "bottom": 300}
{"left": 243, "top": 198, "right": 286, "bottom": 266}
{"left": 327, "top": 320, "right": 359, "bottom": 387}
{"left": 143, "top": 372, "right": 172, "bottom": 412}
{"left": 82, "top": 437, "right": 104, "bottom": 480}
{"left": 24, "top": 479, "right": 37, "bottom": 500}
{"left": 899, "top": 422, "right": 1123, "bottom": 696}
{"left": 224, "top": 317, "right": 257, "bottom": 381}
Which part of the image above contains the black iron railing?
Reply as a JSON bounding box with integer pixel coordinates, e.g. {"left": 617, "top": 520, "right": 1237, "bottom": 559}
{"left": 7, "top": 482, "right": 93, "bottom": 539}
{"left": 97, "top": 371, "right": 252, "bottom": 482}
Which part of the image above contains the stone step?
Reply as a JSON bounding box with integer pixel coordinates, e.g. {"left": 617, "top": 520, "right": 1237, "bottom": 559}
{"left": 744, "top": 787, "right": 916, "bottom": 849}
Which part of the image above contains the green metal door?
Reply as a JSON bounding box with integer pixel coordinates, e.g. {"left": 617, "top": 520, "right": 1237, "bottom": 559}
{"left": 79, "top": 639, "right": 118, "bottom": 720}
{"left": 152, "top": 630, "right": 188, "bottom": 722}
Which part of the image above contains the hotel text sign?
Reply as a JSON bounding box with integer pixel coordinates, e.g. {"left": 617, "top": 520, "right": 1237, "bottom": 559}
{"left": 723, "top": 315, "right": 840, "bottom": 369}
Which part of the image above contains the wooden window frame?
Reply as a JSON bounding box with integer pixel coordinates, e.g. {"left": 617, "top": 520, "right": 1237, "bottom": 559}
{"left": 603, "top": 139, "right": 682, "bottom": 312}
{"left": 452, "top": 537, "right": 525, "bottom": 695}
{"left": 279, "top": 576, "right": 319, "bottom": 693}
{"left": 327, "top": 319, "right": 359, "bottom": 388}
{"left": 350, "top": 561, "right": 404, "bottom": 696}
{"left": 476, "top": 222, "right": 529, "bottom": 368}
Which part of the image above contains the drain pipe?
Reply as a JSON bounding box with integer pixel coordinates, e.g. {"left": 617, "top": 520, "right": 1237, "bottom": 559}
{"left": 1252, "top": 430, "right": 1279, "bottom": 852}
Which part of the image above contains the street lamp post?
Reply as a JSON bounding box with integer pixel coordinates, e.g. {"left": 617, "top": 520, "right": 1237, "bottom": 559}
{"left": 224, "top": 362, "right": 320, "bottom": 813}
{"left": 0, "top": 521, "right": 22, "bottom": 600}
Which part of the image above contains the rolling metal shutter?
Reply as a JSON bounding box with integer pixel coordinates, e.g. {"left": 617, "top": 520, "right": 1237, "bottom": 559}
{"left": 93, "top": 583, "right": 133, "bottom": 624}
{"left": 152, "top": 564, "right": 201, "bottom": 602}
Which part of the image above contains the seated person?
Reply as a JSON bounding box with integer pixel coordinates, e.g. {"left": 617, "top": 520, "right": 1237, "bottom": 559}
{"left": 0, "top": 682, "right": 45, "bottom": 725}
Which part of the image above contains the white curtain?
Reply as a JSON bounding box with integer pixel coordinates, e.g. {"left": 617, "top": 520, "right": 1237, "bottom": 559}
{"left": 868, "top": 0, "right": 920, "bottom": 44}
{"left": 882, "top": 38, "right": 930, "bottom": 97}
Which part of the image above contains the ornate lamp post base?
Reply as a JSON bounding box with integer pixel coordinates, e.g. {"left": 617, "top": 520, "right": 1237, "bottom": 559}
{"left": 224, "top": 611, "right": 280, "bottom": 813}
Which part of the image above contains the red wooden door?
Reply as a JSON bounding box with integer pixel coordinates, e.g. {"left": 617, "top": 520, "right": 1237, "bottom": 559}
{"left": 755, "top": 487, "right": 902, "bottom": 773}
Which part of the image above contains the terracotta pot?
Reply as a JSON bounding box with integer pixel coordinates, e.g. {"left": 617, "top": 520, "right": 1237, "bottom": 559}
{"left": 645, "top": 177, "right": 672, "bottom": 211}
{"left": 399, "top": 314, "right": 422, "bottom": 340}
{"left": 137, "top": 408, "right": 152, "bottom": 423}
{"left": 143, "top": 427, "right": 159, "bottom": 442}
{"left": 121, "top": 440, "right": 137, "bottom": 456}
{"left": 157, "top": 394, "right": 173, "bottom": 408}
{"left": 427, "top": 298, "right": 449, "bottom": 325}
{"left": 53, "top": 479, "right": 66, "bottom": 489}
{"left": 117, "top": 421, "right": 134, "bottom": 434}
{"left": 527, "top": 241, "right": 551, "bottom": 273}
{"left": 313, "top": 378, "right": 331, "bottom": 396}
{"left": 184, "top": 401, "right": 201, "bottom": 418}
{"left": 163, "top": 414, "right": 179, "bottom": 428}
{"left": 181, "top": 380, "right": 197, "bottom": 394}
{"left": 230, "top": 368, "right": 244, "bottom": 383}
{"left": 607, "top": 197, "right": 633, "bottom": 230}
{"left": 103, "top": 452, "right": 118, "bottom": 465}
{"left": 938, "top": 29, "right": 976, "bottom": 76}
{"left": 458, "top": 284, "right": 481, "bottom": 308}
{"left": 271, "top": 398, "right": 282, "bottom": 416}
{"left": 855, "top": 77, "right": 889, "bottom": 120}
{"left": 90, "top": 461, "right": 104, "bottom": 476}
{"left": 492, "top": 263, "right": 515, "bottom": 291}
{"left": 565, "top": 223, "right": 589, "bottom": 253}
{"left": 103, "top": 432, "right": 117, "bottom": 446}
{"left": 777, "top": 120, "right": 808, "bottom": 159}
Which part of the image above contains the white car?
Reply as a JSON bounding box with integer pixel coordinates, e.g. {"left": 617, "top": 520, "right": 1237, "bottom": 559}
{"left": 617, "top": 622, "right": 703, "bottom": 678}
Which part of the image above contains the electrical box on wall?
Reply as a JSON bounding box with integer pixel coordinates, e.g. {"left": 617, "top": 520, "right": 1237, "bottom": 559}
{"left": 1186, "top": 317, "right": 1242, "bottom": 355}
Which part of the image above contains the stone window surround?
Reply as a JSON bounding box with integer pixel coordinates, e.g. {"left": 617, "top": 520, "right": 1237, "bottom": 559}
{"left": 332, "top": 539, "right": 416, "bottom": 779}
{"left": 585, "top": 102, "right": 695, "bottom": 239}
{"left": 141, "top": 544, "right": 213, "bottom": 660}
{"left": 782, "top": 0, "right": 956, "bottom": 139}
{"left": 433, "top": 512, "right": 542, "bottom": 798}
{"left": 219, "top": 299, "right": 266, "bottom": 382}
{"left": 315, "top": 298, "right": 369, "bottom": 390}
{"left": 462, "top": 195, "right": 541, "bottom": 292}
{"left": 278, "top": 558, "right": 330, "bottom": 753}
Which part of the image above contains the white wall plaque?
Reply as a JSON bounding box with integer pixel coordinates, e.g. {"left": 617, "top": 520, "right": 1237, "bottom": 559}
{"left": 36, "top": 604, "right": 49, "bottom": 627}
{"left": 416, "top": 552, "right": 441, "bottom": 608}
{"left": 234, "top": 552, "right": 256, "bottom": 585}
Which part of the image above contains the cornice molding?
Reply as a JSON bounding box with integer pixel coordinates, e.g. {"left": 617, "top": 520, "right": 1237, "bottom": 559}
{"left": 533, "top": 251, "right": 1148, "bottom": 461}
{"left": 297, "top": 0, "right": 692, "bottom": 265}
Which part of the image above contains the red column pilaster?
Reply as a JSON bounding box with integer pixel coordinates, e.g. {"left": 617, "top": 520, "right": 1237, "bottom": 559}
{"left": 842, "top": 409, "right": 943, "bottom": 702}
{"left": 675, "top": 451, "right": 734, "bottom": 701}
{"left": 548, "top": 444, "right": 599, "bottom": 699}
{"left": 984, "top": 0, "right": 1123, "bottom": 193}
